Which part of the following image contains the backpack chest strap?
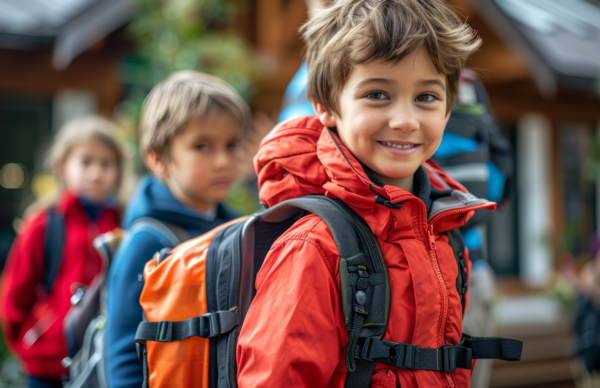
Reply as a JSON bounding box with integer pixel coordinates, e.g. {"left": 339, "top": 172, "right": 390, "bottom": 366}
{"left": 359, "top": 334, "right": 522, "bottom": 373}
{"left": 135, "top": 309, "right": 239, "bottom": 345}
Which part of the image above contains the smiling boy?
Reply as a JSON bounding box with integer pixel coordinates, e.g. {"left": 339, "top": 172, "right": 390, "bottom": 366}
{"left": 237, "top": 1, "right": 497, "bottom": 387}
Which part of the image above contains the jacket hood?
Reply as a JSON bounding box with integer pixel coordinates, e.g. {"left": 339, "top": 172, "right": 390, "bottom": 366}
{"left": 255, "top": 116, "right": 495, "bottom": 240}
{"left": 122, "top": 174, "right": 236, "bottom": 230}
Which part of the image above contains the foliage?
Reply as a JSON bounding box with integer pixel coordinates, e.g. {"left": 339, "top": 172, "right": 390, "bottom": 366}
{"left": 120, "top": 0, "right": 258, "bottom": 122}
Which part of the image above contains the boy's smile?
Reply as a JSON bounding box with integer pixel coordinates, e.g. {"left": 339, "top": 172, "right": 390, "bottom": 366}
{"left": 314, "top": 46, "right": 450, "bottom": 192}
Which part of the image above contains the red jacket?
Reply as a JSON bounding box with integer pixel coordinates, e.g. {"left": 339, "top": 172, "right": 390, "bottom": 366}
{"left": 0, "top": 191, "right": 119, "bottom": 379}
{"left": 237, "top": 117, "right": 496, "bottom": 388}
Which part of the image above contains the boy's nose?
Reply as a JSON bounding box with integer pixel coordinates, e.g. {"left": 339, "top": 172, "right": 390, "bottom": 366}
{"left": 213, "top": 150, "right": 233, "bottom": 170}
{"left": 389, "top": 106, "right": 419, "bottom": 133}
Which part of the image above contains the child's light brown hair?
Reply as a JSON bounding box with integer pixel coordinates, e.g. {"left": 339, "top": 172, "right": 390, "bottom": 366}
{"left": 48, "top": 115, "right": 124, "bottom": 189}
{"left": 301, "top": 0, "right": 482, "bottom": 115}
{"left": 140, "top": 71, "right": 251, "bottom": 158}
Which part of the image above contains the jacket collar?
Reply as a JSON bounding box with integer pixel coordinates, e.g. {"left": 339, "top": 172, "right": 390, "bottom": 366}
{"left": 255, "top": 116, "right": 496, "bottom": 239}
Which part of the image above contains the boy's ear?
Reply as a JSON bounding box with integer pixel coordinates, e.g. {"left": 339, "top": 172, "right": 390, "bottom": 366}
{"left": 444, "top": 109, "right": 452, "bottom": 127}
{"left": 144, "top": 151, "right": 168, "bottom": 179}
{"left": 312, "top": 101, "right": 337, "bottom": 127}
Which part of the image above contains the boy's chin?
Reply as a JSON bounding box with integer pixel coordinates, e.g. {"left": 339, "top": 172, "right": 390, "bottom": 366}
{"left": 370, "top": 163, "right": 420, "bottom": 182}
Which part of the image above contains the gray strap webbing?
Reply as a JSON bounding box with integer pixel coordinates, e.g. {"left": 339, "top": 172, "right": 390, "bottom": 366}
{"left": 258, "top": 196, "right": 365, "bottom": 264}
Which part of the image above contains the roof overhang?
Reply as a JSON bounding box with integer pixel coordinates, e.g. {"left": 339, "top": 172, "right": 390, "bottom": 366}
{"left": 469, "top": 0, "right": 600, "bottom": 98}
{"left": 0, "top": 0, "right": 135, "bottom": 70}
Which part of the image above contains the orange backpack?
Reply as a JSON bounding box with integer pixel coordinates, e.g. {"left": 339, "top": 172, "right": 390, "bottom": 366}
{"left": 135, "top": 196, "right": 522, "bottom": 388}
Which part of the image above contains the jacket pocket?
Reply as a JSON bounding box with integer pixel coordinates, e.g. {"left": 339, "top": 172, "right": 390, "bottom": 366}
{"left": 371, "top": 369, "right": 398, "bottom": 388}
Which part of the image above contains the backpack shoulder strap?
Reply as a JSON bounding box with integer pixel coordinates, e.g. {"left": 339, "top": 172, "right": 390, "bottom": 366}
{"left": 129, "top": 217, "right": 188, "bottom": 246}
{"left": 128, "top": 217, "right": 189, "bottom": 266}
{"left": 43, "top": 207, "right": 64, "bottom": 293}
{"left": 258, "top": 196, "right": 390, "bottom": 387}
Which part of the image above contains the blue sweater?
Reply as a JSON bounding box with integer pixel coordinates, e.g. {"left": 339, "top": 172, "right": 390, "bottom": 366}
{"left": 106, "top": 175, "right": 237, "bottom": 388}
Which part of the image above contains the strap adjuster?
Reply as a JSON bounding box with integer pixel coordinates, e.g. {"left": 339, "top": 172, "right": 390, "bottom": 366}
{"left": 439, "top": 345, "right": 472, "bottom": 372}
{"left": 440, "top": 346, "right": 456, "bottom": 372}
{"left": 156, "top": 321, "right": 173, "bottom": 342}
{"left": 199, "top": 309, "right": 239, "bottom": 338}
{"left": 394, "top": 343, "right": 416, "bottom": 369}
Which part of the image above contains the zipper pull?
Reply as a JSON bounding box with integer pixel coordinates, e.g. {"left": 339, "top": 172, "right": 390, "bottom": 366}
{"left": 446, "top": 373, "right": 455, "bottom": 387}
{"left": 427, "top": 226, "right": 436, "bottom": 250}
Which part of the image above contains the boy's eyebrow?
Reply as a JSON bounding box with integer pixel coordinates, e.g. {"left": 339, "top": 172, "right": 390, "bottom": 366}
{"left": 418, "top": 79, "right": 446, "bottom": 92}
{"left": 190, "top": 134, "right": 214, "bottom": 141}
{"left": 354, "top": 78, "right": 446, "bottom": 92}
{"left": 355, "top": 77, "right": 395, "bottom": 89}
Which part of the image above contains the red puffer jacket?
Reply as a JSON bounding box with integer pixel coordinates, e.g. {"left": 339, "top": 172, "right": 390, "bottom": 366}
{"left": 237, "top": 116, "right": 496, "bottom": 388}
{"left": 0, "top": 191, "right": 119, "bottom": 380}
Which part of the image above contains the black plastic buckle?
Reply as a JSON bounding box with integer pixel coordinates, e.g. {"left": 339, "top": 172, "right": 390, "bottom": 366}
{"left": 199, "top": 309, "right": 239, "bottom": 338}
{"left": 199, "top": 312, "right": 220, "bottom": 338}
{"left": 394, "top": 343, "right": 416, "bottom": 369}
{"left": 157, "top": 321, "right": 173, "bottom": 342}
{"left": 440, "top": 346, "right": 457, "bottom": 372}
{"left": 216, "top": 309, "right": 239, "bottom": 335}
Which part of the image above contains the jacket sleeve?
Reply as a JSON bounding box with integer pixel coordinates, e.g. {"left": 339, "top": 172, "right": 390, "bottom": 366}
{"left": 0, "top": 213, "right": 47, "bottom": 359}
{"left": 237, "top": 237, "right": 348, "bottom": 388}
{"left": 105, "top": 229, "right": 171, "bottom": 388}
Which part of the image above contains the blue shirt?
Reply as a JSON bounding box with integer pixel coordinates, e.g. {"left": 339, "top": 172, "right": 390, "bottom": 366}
{"left": 106, "top": 175, "right": 237, "bottom": 388}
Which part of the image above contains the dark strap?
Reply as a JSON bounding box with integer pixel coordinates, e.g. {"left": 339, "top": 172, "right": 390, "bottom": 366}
{"left": 463, "top": 335, "right": 523, "bottom": 361}
{"left": 135, "top": 309, "right": 239, "bottom": 345}
{"left": 345, "top": 269, "right": 370, "bottom": 373}
{"left": 43, "top": 208, "right": 64, "bottom": 293}
{"left": 259, "top": 197, "right": 366, "bottom": 265}
{"left": 360, "top": 335, "right": 522, "bottom": 372}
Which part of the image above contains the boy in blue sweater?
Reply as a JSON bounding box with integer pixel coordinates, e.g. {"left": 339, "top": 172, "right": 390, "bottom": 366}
{"left": 106, "top": 71, "right": 250, "bottom": 388}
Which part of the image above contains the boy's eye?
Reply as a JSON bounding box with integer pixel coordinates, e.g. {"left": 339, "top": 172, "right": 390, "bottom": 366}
{"left": 227, "top": 142, "right": 238, "bottom": 150}
{"left": 366, "top": 91, "right": 388, "bottom": 100}
{"left": 194, "top": 144, "right": 208, "bottom": 151}
{"left": 82, "top": 158, "right": 92, "bottom": 166}
{"left": 416, "top": 93, "right": 438, "bottom": 103}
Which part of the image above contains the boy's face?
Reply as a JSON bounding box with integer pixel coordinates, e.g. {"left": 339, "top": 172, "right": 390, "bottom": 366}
{"left": 314, "top": 46, "right": 450, "bottom": 188}
{"left": 147, "top": 110, "right": 240, "bottom": 213}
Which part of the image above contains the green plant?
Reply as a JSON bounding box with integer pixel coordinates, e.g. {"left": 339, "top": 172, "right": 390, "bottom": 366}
{"left": 120, "top": 0, "right": 258, "bottom": 122}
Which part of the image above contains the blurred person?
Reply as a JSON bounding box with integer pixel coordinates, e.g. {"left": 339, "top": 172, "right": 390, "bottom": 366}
{"left": 431, "top": 69, "right": 513, "bottom": 388}
{"left": 237, "top": 1, "right": 522, "bottom": 387}
{"left": 0, "top": 116, "right": 123, "bottom": 388}
{"left": 278, "top": 0, "right": 335, "bottom": 123}
{"left": 573, "top": 233, "right": 600, "bottom": 385}
{"left": 105, "top": 71, "right": 249, "bottom": 388}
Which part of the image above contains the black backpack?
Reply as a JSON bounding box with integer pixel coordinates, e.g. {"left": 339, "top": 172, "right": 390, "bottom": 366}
{"left": 135, "top": 195, "right": 522, "bottom": 388}
{"left": 575, "top": 293, "right": 600, "bottom": 371}
{"left": 44, "top": 214, "right": 188, "bottom": 388}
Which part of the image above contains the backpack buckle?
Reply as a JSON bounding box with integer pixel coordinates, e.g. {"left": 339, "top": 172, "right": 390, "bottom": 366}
{"left": 394, "top": 343, "right": 416, "bottom": 369}
{"left": 199, "top": 309, "right": 240, "bottom": 338}
{"left": 200, "top": 313, "right": 220, "bottom": 338}
{"left": 157, "top": 321, "right": 173, "bottom": 342}
{"left": 440, "top": 345, "right": 469, "bottom": 372}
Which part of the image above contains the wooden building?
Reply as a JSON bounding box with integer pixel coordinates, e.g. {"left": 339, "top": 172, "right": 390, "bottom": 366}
{"left": 0, "top": 0, "right": 134, "bottom": 266}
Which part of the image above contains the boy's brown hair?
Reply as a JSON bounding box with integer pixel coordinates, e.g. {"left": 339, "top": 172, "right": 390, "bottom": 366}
{"left": 140, "top": 71, "right": 251, "bottom": 157}
{"left": 301, "top": 0, "right": 482, "bottom": 115}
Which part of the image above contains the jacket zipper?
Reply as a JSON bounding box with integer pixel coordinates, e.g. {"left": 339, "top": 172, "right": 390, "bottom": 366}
{"left": 426, "top": 226, "right": 447, "bottom": 348}
{"left": 426, "top": 203, "right": 493, "bottom": 388}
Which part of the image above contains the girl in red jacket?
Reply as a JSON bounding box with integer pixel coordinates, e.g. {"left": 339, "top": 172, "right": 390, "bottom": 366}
{"left": 0, "top": 116, "right": 123, "bottom": 388}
